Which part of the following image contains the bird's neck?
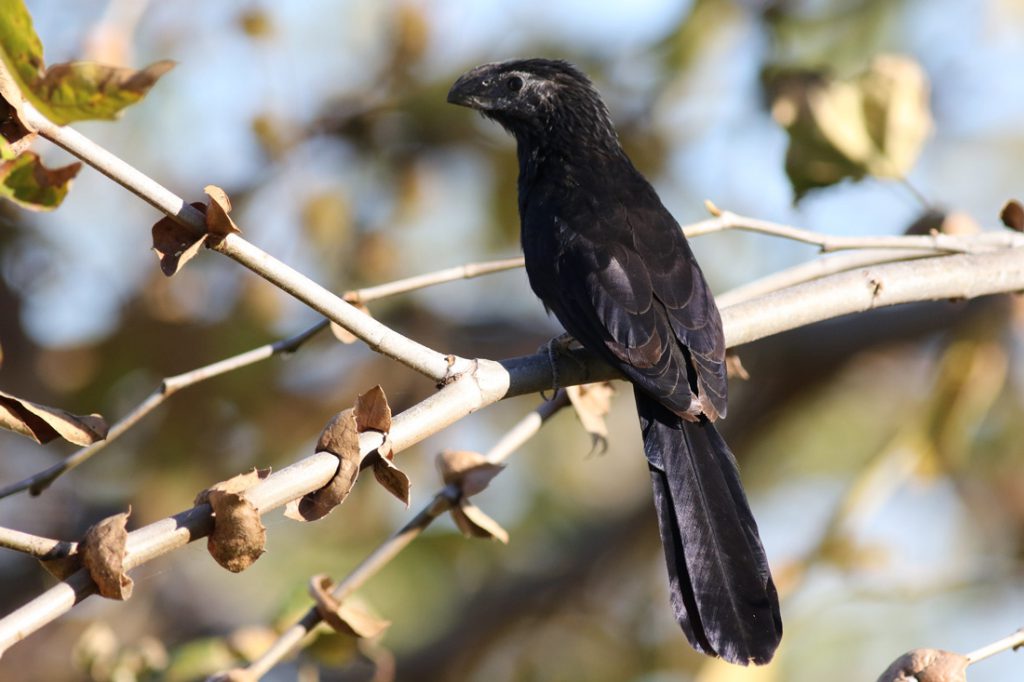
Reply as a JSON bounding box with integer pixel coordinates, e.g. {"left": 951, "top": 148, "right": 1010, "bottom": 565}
{"left": 513, "top": 114, "right": 626, "bottom": 200}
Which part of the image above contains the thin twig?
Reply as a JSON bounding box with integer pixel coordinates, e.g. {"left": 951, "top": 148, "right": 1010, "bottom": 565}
{"left": 0, "top": 527, "right": 76, "bottom": 560}
{"left": 687, "top": 206, "right": 1024, "bottom": 254}
{"left": 0, "top": 320, "right": 330, "bottom": 500}
{"left": 344, "top": 257, "right": 525, "bottom": 304}
{"left": 242, "top": 391, "right": 571, "bottom": 680}
{"left": 965, "top": 627, "right": 1024, "bottom": 664}
{"left": 17, "top": 101, "right": 465, "bottom": 385}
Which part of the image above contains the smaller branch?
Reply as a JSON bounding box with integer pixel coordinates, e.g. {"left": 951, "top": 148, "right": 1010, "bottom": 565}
{"left": 345, "top": 258, "right": 525, "bottom": 304}
{"left": 0, "top": 320, "right": 329, "bottom": 500}
{"left": 0, "top": 527, "right": 76, "bottom": 561}
{"left": 242, "top": 391, "right": 572, "bottom": 681}
{"left": 966, "top": 627, "right": 1024, "bottom": 665}
{"left": 687, "top": 206, "right": 1024, "bottom": 254}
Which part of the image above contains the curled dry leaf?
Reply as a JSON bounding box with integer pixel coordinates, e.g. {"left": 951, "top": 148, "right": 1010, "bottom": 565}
{"left": 285, "top": 409, "right": 361, "bottom": 522}
{"left": 566, "top": 382, "right": 614, "bottom": 452}
{"left": 194, "top": 468, "right": 270, "bottom": 506}
{"left": 151, "top": 201, "right": 208, "bottom": 276}
{"left": 451, "top": 500, "right": 509, "bottom": 544}
{"left": 436, "top": 450, "right": 508, "bottom": 542}
{"left": 0, "top": 389, "right": 108, "bottom": 445}
{"left": 1000, "top": 199, "right": 1024, "bottom": 232}
{"left": 436, "top": 449, "right": 504, "bottom": 498}
{"left": 354, "top": 385, "right": 391, "bottom": 433}
{"left": 80, "top": 509, "right": 133, "bottom": 600}
{"left": 330, "top": 301, "right": 372, "bottom": 344}
{"left": 309, "top": 575, "right": 391, "bottom": 639}
{"left": 370, "top": 452, "right": 410, "bottom": 507}
{"left": 206, "top": 489, "right": 266, "bottom": 573}
{"left": 203, "top": 185, "right": 242, "bottom": 242}
{"left": 876, "top": 648, "right": 968, "bottom": 682}
{"left": 197, "top": 469, "right": 270, "bottom": 573}
{"left": 725, "top": 351, "right": 750, "bottom": 380}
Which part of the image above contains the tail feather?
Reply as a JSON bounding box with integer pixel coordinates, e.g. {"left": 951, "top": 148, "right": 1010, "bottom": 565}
{"left": 636, "top": 389, "right": 782, "bottom": 665}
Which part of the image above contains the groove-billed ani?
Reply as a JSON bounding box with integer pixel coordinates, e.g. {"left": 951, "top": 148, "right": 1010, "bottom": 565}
{"left": 447, "top": 58, "right": 782, "bottom": 665}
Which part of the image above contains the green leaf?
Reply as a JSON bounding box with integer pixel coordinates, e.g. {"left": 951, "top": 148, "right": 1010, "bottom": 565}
{"left": 0, "top": 150, "right": 80, "bottom": 210}
{"left": 0, "top": 0, "right": 174, "bottom": 124}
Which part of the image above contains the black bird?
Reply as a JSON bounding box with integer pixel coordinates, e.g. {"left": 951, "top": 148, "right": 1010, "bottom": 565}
{"left": 447, "top": 59, "right": 782, "bottom": 665}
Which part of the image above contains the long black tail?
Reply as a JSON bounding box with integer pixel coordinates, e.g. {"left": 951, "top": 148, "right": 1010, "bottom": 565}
{"left": 635, "top": 388, "right": 782, "bottom": 665}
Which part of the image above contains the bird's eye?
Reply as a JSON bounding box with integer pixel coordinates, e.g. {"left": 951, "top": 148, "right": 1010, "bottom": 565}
{"left": 481, "top": 79, "right": 490, "bottom": 87}
{"left": 506, "top": 76, "right": 523, "bottom": 92}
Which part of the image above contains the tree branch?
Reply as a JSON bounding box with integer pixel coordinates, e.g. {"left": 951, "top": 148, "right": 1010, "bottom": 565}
{"left": 241, "top": 391, "right": 571, "bottom": 680}
{"left": 0, "top": 320, "right": 330, "bottom": 500}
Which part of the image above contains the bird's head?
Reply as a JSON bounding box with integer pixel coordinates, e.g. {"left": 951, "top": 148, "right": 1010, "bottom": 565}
{"left": 447, "top": 58, "right": 613, "bottom": 143}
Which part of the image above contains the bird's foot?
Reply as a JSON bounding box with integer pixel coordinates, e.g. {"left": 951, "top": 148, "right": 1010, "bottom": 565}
{"left": 539, "top": 333, "right": 583, "bottom": 399}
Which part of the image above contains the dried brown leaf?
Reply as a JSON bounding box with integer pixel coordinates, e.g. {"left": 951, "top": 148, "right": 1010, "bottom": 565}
{"left": 436, "top": 449, "right": 504, "bottom": 498}
{"left": 309, "top": 575, "right": 391, "bottom": 639}
{"left": 207, "top": 489, "right": 266, "bottom": 572}
{"left": 194, "top": 467, "right": 270, "bottom": 506}
{"left": 876, "top": 648, "right": 968, "bottom": 682}
{"left": 1000, "top": 199, "right": 1024, "bottom": 232}
{"left": 452, "top": 500, "right": 509, "bottom": 544}
{"left": 725, "top": 352, "right": 750, "bottom": 380}
{"left": 0, "top": 389, "right": 107, "bottom": 445}
{"left": 204, "top": 184, "right": 242, "bottom": 241}
{"left": 151, "top": 201, "right": 207, "bottom": 276}
{"left": 371, "top": 453, "right": 410, "bottom": 507}
{"left": 355, "top": 385, "right": 391, "bottom": 434}
{"left": 80, "top": 509, "right": 132, "bottom": 600}
{"left": 330, "top": 301, "right": 371, "bottom": 344}
{"left": 285, "top": 410, "right": 361, "bottom": 521}
{"left": 566, "top": 382, "right": 614, "bottom": 451}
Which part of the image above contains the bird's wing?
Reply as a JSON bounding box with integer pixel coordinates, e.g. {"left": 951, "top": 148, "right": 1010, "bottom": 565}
{"left": 549, "top": 195, "right": 727, "bottom": 420}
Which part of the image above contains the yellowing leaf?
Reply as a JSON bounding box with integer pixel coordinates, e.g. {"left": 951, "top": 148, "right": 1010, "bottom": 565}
{"left": 771, "top": 55, "right": 932, "bottom": 201}
{"left": 0, "top": 1, "right": 174, "bottom": 124}
{"left": 0, "top": 388, "right": 107, "bottom": 445}
{"left": 0, "top": 149, "right": 80, "bottom": 210}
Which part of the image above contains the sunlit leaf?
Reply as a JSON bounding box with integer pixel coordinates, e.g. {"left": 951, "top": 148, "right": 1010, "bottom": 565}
{"left": 0, "top": 149, "right": 80, "bottom": 210}
{"left": 0, "top": 0, "right": 174, "bottom": 124}
{"left": 0, "top": 388, "right": 107, "bottom": 445}
{"left": 772, "top": 55, "right": 932, "bottom": 201}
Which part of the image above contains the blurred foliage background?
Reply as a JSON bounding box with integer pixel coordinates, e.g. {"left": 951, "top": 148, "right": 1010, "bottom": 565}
{"left": 2, "top": 0, "right": 1024, "bottom": 680}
